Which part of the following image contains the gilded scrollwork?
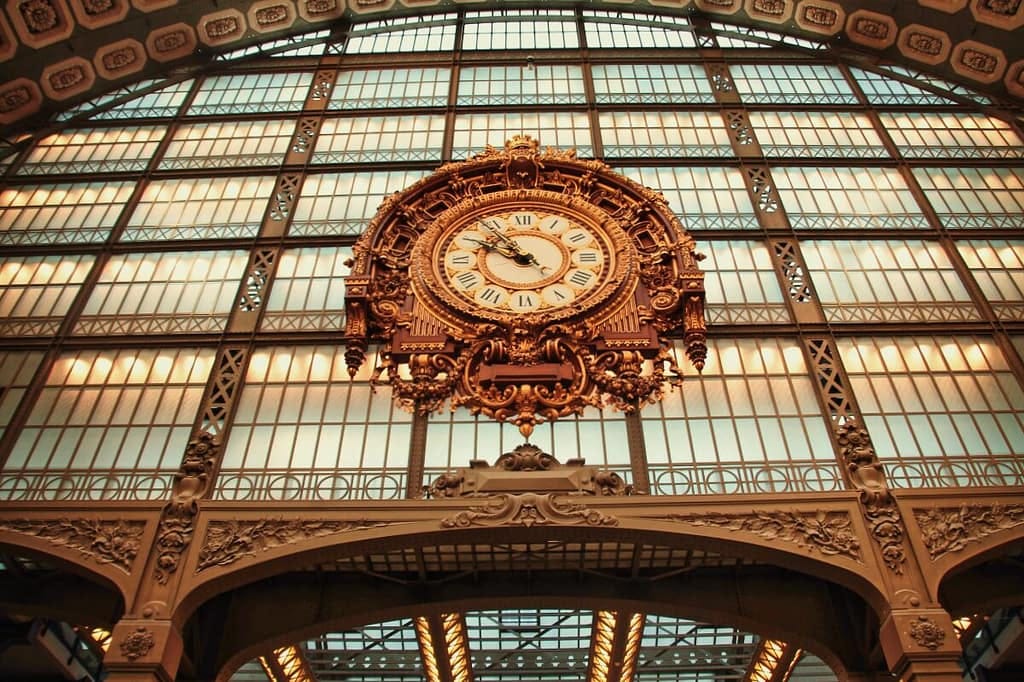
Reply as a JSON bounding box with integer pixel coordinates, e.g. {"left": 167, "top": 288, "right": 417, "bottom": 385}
{"left": 440, "top": 493, "right": 619, "bottom": 529}
{"left": 668, "top": 510, "right": 862, "bottom": 561}
{"left": 344, "top": 136, "right": 706, "bottom": 439}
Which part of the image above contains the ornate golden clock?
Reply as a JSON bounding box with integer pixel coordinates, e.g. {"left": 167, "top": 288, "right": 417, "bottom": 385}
{"left": 344, "top": 136, "right": 706, "bottom": 437}
{"left": 411, "top": 190, "right": 634, "bottom": 326}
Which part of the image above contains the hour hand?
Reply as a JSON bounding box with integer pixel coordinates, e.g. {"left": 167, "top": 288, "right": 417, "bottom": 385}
{"left": 464, "top": 236, "right": 517, "bottom": 258}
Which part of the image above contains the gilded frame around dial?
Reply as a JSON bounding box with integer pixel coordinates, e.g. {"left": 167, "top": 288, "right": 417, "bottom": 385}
{"left": 410, "top": 189, "right": 636, "bottom": 326}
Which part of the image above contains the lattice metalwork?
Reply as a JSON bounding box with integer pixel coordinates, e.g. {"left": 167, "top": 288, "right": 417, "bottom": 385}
{"left": 731, "top": 63, "right": 858, "bottom": 105}
{"left": 878, "top": 113, "right": 1024, "bottom": 160}
{"left": 0, "top": 347, "right": 215, "bottom": 501}
{"left": 749, "top": 111, "right": 889, "bottom": 159}
{"left": 452, "top": 112, "right": 592, "bottom": 159}
{"left": 260, "top": 247, "right": 350, "bottom": 331}
{"left": 849, "top": 67, "right": 961, "bottom": 106}
{"left": 801, "top": 239, "right": 980, "bottom": 323}
{"left": 642, "top": 338, "right": 840, "bottom": 496}
{"left": 958, "top": 240, "right": 1024, "bottom": 321}
{"left": 804, "top": 337, "right": 855, "bottom": 422}
{"left": 289, "top": 170, "right": 430, "bottom": 237}
{"left": 159, "top": 120, "right": 294, "bottom": 170}
{"left": 464, "top": 9, "right": 578, "bottom": 50}
{"left": 214, "top": 346, "right": 412, "bottom": 501}
{"left": 635, "top": 617, "right": 758, "bottom": 681}
{"left": 838, "top": 335, "right": 1024, "bottom": 488}
{"left": 457, "top": 64, "right": 586, "bottom": 106}
{"left": 599, "top": 111, "right": 733, "bottom": 158}
{"left": 125, "top": 176, "right": 277, "bottom": 241}
{"left": 238, "top": 250, "right": 277, "bottom": 313}
{"left": 583, "top": 11, "right": 696, "bottom": 49}
{"left": 16, "top": 126, "right": 167, "bottom": 175}
{"left": 55, "top": 79, "right": 194, "bottom": 121}
{"left": 745, "top": 167, "right": 782, "bottom": 215}
{"left": 773, "top": 241, "right": 814, "bottom": 305}
{"left": 592, "top": 64, "right": 714, "bottom": 105}
{"left": 772, "top": 167, "right": 927, "bottom": 230}
{"left": 75, "top": 250, "right": 250, "bottom": 335}
{"left": 331, "top": 67, "right": 450, "bottom": 109}
{"left": 345, "top": 14, "right": 458, "bottom": 54}
{"left": 616, "top": 166, "right": 759, "bottom": 230}
{"left": 0, "top": 181, "right": 135, "bottom": 245}
{"left": 302, "top": 620, "right": 424, "bottom": 681}
{"left": 913, "top": 167, "right": 1024, "bottom": 230}
{"left": 699, "top": 240, "right": 790, "bottom": 325}
{"left": 201, "top": 348, "right": 248, "bottom": 436}
{"left": 0, "top": 254, "right": 94, "bottom": 337}
{"left": 267, "top": 174, "right": 301, "bottom": 224}
{"left": 468, "top": 609, "right": 592, "bottom": 679}
{"left": 187, "top": 72, "right": 315, "bottom": 115}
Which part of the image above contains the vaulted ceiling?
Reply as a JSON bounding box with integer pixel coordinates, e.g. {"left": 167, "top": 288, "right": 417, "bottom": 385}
{"left": 1, "top": 0, "right": 1023, "bottom": 136}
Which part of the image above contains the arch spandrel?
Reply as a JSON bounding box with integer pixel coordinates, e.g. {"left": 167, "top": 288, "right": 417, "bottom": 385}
{"left": 171, "top": 493, "right": 891, "bottom": 632}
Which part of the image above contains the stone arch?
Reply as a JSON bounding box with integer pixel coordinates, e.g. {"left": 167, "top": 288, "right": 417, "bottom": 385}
{"left": 170, "top": 520, "right": 893, "bottom": 679}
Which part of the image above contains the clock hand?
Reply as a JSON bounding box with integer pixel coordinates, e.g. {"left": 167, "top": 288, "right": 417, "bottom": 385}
{"left": 477, "top": 225, "right": 552, "bottom": 273}
{"left": 463, "top": 236, "right": 518, "bottom": 258}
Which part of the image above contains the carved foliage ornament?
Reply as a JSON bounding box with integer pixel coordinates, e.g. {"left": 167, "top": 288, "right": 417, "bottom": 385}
{"left": 909, "top": 616, "right": 946, "bottom": 650}
{"left": 344, "top": 137, "right": 706, "bottom": 438}
{"left": 0, "top": 517, "right": 143, "bottom": 573}
{"left": 119, "top": 626, "right": 155, "bottom": 661}
{"left": 668, "top": 510, "right": 862, "bottom": 561}
{"left": 197, "top": 518, "right": 390, "bottom": 572}
{"left": 915, "top": 503, "right": 1024, "bottom": 560}
{"left": 154, "top": 431, "right": 217, "bottom": 584}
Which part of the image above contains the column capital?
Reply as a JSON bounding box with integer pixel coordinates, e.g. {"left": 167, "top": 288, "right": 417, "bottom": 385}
{"left": 880, "top": 609, "right": 963, "bottom": 682}
{"left": 103, "top": 618, "right": 183, "bottom": 682}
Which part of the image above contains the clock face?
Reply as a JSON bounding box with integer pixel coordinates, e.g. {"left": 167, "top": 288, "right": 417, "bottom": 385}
{"left": 440, "top": 207, "right": 610, "bottom": 315}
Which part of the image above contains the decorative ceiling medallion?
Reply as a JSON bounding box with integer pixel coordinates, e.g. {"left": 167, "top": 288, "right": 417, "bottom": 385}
{"left": 7, "top": 0, "right": 73, "bottom": 49}
{"left": 130, "top": 0, "right": 175, "bottom": 11}
{"left": 146, "top": 22, "right": 196, "bottom": 62}
{"left": 198, "top": 8, "right": 246, "bottom": 47}
{"left": 94, "top": 37, "right": 146, "bottom": 79}
{"left": 40, "top": 55, "right": 94, "bottom": 99}
{"left": 744, "top": 0, "right": 794, "bottom": 24}
{"left": 298, "top": 0, "right": 344, "bottom": 23}
{"left": 917, "top": 0, "right": 968, "bottom": 11}
{"left": 897, "top": 23, "right": 952, "bottom": 66}
{"left": 696, "top": 0, "right": 741, "bottom": 15}
{"left": 1005, "top": 59, "right": 1024, "bottom": 98}
{"left": 350, "top": 0, "right": 394, "bottom": 13}
{"left": 971, "top": 0, "right": 1024, "bottom": 28}
{"left": 68, "top": 0, "right": 128, "bottom": 29}
{"left": 0, "top": 10, "right": 16, "bottom": 61}
{"left": 951, "top": 40, "right": 1007, "bottom": 83}
{"left": 247, "top": 0, "right": 296, "bottom": 33}
{"left": 0, "top": 77, "right": 42, "bottom": 125}
{"left": 344, "top": 136, "right": 707, "bottom": 438}
{"left": 794, "top": 0, "right": 846, "bottom": 35}
{"left": 846, "top": 9, "right": 897, "bottom": 49}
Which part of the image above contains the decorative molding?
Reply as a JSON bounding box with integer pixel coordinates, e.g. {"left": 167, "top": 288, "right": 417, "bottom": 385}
{"left": 951, "top": 40, "right": 1006, "bottom": 83}
{"left": 440, "top": 493, "right": 619, "bottom": 529}
{"left": 908, "top": 615, "right": 946, "bottom": 650}
{"left": 898, "top": 23, "right": 952, "bottom": 66}
{"left": 846, "top": 9, "right": 897, "bottom": 49}
{"left": 94, "top": 38, "right": 146, "bottom": 79}
{"left": 794, "top": 1, "right": 846, "bottom": 35}
{"left": 154, "top": 432, "right": 218, "bottom": 584}
{"left": 40, "top": 56, "right": 94, "bottom": 100}
{"left": 914, "top": 503, "right": 1024, "bottom": 560}
{"left": 197, "top": 518, "right": 391, "bottom": 572}
{"left": 118, "top": 626, "right": 155, "bottom": 661}
{"left": 836, "top": 419, "right": 907, "bottom": 574}
{"left": 0, "top": 518, "right": 144, "bottom": 573}
{"left": 667, "top": 509, "right": 862, "bottom": 561}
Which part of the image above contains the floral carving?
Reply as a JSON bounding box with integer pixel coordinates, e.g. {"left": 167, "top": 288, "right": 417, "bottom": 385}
{"left": 909, "top": 616, "right": 946, "bottom": 650}
{"left": 441, "top": 493, "right": 619, "bottom": 529}
{"left": 1, "top": 85, "right": 34, "bottom": 113}
{"left": 255, "top": 4, "right": 289, "bottom": 26}
{"left": 836, "top": 419, "right": 907, "bottom": 573}
{"left": 980, "top": 0, "right": 1021, "bottom": 15}
{"left": 197, "top": 518, "right": 389, "bottom": 571}
{"left": 47, "top": 65, "right": 85, "bottom": 91}
{"left": 82, "top": 0, "right": 114, "bottom": 15}
{"left": 305, "top": 0, "right": 337, "bottom": 15}
{"left": 119, "top": 626, "right": 155, "bottom": 661}
{"left": 102, "top": 46, "right": 138, "bottom": 71}
{"left": 19, "top": 0, "right": 59, "bottom": 33}
{"left": 153, "top": 30, "right": 187, "bottom": 53}
{"left": 801, "top": 6, "right": 837, "bottom": 26}
{"left": 750, "top": 0, "right": 786, "bottom": 16}
{"left": 495, "top": 443, "right": 558, "bottom": 471}
{"left": 0, "top": 518, "right": 143, "bottom": 572}
{"left": 915, "top": 504, "right": 1024, "bottom": 560}
{"left": 668, "top": 510, "right": 862, "bottom": 561}
{"left": 205, "top": 17, "right": 240, "bottom": 39}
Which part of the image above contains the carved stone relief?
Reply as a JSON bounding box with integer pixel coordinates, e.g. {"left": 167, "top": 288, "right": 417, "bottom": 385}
{"left": 440, "top": 493, "right": 619, "bottom": 529}
{"left": 908, "top": 615, "right": 946, "bottom": 650}
{"left": 118, "top": 625, "right": 155, "bottom": 660}
{"left": 197, "top": 518, "right": 391, "bottom": 571}
{"left": 0, "top": 517, "right": 144, "bottom": 573}
{"left": 667, "top": 509, "right": 862, "bottom": 561}
{"left": 914, "top": 503, "right": 1024, "bottom": 560}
